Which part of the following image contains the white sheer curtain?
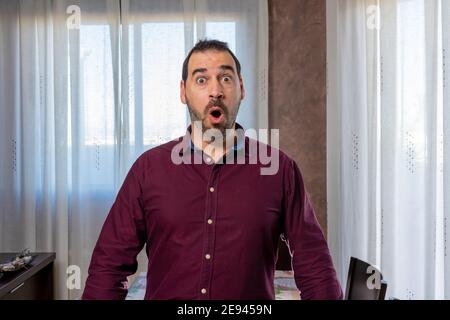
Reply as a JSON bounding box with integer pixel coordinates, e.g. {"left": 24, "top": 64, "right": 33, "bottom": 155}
{"left": 327, "top": 0, "right": 449, "bottom": 299}
{"left": 0, "top": 0, "right": 268, "bottom": 299}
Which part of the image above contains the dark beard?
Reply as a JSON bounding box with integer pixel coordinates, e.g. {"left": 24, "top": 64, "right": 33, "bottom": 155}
{"left": 186, "top": 97, "right": 239, "bottom": 135}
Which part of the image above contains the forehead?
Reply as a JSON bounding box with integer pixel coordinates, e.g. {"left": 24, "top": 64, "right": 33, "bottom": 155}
{"left": 188, "top": 49, "right": 237, "bottom": 75}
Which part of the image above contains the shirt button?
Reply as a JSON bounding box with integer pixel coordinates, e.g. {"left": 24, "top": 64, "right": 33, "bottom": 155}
{"left": 209, "top": 187, "right": 215, "bottom": 192}
{"left": 201, "top": 288, "right": 207, "bottom": 294}
{"left": 206, "top": 157, "right": 212, "bottom": 163}
{"left": 205, "top": 254, "right": 211, "bottom": 260}
{"left": 207, "top": 219, "right": 213, "bottom": 225}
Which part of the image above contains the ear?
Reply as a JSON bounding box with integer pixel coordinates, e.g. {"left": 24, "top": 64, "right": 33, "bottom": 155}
{"left": 239, "top": 75, "right": 245, "bottom": 100}
{"left": 180, "top": 80, "right": 187, "bottom": 105}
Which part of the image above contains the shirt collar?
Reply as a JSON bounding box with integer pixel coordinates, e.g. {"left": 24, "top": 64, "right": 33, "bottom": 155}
{"left": 178, "top": 122, "right": 247, "bottom": 157}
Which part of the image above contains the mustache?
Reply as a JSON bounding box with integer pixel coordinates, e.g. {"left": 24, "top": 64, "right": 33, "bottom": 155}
{"left": 205, "top": 99, "right": 228, "bottom": 115}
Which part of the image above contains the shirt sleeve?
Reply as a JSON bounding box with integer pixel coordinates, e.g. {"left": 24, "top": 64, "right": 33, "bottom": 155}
{"left": 82, "top": 163, "right": 147, "bottom": 300}
{"left": 282, "top": 159, "right": 343, "bottom": 300}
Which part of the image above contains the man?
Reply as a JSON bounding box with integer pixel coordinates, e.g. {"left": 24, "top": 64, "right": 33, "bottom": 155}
{"left": 82, "top": 39, "right": 343, "bottom": 300}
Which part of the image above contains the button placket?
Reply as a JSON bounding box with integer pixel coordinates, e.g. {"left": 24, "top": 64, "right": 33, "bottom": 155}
{"left": 198, "top": 164, "right": 220, "bottom": 299}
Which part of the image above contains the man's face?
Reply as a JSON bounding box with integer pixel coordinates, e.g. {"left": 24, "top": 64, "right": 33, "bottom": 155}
{"left": 180, "top": 49, "right": 245, "bottom": 133}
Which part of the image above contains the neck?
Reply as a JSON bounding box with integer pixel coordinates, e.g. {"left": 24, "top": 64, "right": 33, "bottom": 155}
{"left": 191, "top": 122, "right": 236, "bottom": 162}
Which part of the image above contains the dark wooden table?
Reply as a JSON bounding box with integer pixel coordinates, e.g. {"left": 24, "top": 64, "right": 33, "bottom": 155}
{"left": 0, "top": 252, "right": 55, "bottom": 300}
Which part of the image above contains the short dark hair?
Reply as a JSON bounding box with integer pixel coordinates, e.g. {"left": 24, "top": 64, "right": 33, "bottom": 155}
{"left": 182, "top": 39, "right": 241, "bottom": 83}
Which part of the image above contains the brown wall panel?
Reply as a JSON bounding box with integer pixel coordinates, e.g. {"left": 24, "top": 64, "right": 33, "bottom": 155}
{"left": 269, "top": 0, "right": 327, "bottom": 268}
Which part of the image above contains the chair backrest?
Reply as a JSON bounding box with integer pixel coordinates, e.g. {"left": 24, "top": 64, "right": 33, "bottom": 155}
{"left": 345, "top": 257, "right": 387, "bottom": 300}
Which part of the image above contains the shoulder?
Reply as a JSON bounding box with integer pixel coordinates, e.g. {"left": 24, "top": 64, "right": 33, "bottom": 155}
{"left": 127, "top": 137, "right": 184, "bottom": 178}
{"left": 245, "top": 136, "right": 295, "bottom": 172}
{"left": 137, "top": 137, "right": 183, "bottom": 161}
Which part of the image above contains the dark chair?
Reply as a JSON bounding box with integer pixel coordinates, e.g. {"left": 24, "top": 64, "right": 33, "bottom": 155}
{"left": 345, "top": 256, "right": 387, "bottom": 300}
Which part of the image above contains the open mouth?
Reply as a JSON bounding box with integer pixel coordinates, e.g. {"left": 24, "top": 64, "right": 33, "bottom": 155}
{"left": 208, "top": 106, "right": 225, "bottom": 123}
{"left": 211, "top": 109, "right": 222, "bottom": 118}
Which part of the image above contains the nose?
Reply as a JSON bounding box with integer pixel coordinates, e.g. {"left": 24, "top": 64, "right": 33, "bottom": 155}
{"left": 209, "top": 79, "right": 224, "bottom": 100}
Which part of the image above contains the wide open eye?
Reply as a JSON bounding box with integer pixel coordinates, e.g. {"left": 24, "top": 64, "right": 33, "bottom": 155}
{"left": 222, "top": 76, "right": 232, "bottom": 83}
{"left": 196, "top": 77, "right": 207, "bottom": 85}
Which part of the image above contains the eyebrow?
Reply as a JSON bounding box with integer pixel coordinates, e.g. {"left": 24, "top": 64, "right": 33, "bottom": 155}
{"left": 191, "top": 65, "right": 236, "bottom": 77}
{"left": 219, "top": 65, "right": 235, "bottom": 73}
{"left": 192, "top": 68, "right": 207, "bottom": 77}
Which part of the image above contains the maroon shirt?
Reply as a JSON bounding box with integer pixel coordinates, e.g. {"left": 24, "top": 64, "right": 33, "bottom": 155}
{"left": 82, "top": 125, "right": 343, "bottom": 300}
